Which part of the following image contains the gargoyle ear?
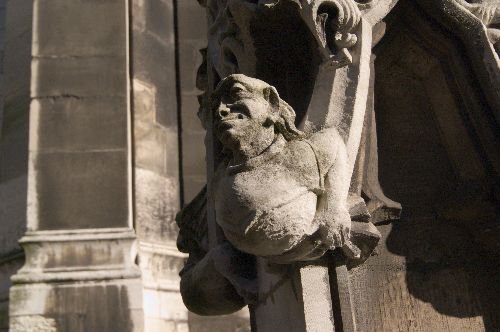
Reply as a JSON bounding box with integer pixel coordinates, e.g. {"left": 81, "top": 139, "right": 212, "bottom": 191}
{"left": 263, "top": 86, "right": 280, "bottom": 109}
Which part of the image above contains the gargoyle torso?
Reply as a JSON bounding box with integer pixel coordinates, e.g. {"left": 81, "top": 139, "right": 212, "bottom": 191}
{"left": 214, "top": 133, "right": 338, "bottom": 257}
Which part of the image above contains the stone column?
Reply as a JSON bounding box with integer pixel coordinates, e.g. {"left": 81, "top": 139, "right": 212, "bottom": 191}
{"left": 130, "top": 0, "right": 188, "bottom": 331}
{"left": 8, "top": 0, "right": 143, "bottom": 331}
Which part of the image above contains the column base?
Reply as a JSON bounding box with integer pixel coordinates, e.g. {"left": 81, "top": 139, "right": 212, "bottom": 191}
{"left": 9, "top": 228, "right": 144, "bottom": 332}
{"left": 138, "top": 241, "right": 188, "bottom": 332}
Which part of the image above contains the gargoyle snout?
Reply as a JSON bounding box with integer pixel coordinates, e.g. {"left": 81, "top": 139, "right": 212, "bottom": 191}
{"left": 217, "top": 105, "right": 231, "bottom": 120}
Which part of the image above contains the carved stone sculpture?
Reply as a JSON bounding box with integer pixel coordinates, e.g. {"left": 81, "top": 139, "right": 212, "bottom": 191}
{"left": 175, "top": 0, "right": 499, "bottom": 330}
{"left": 212, "top": 74, "right": 362, "bottom": 261}
{"left": 176, "top": 74, "right": 382, "bottom": 314}
{"left": 176, "top": 0, "right": 397, "bottom": 320}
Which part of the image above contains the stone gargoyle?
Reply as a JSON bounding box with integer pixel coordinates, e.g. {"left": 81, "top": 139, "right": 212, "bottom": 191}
{"left": 176, "top": 74, "right": 381, "bottom": 315}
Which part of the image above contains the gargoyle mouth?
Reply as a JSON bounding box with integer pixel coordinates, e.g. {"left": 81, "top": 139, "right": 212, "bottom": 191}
{"left": 216, "top": 119, "right": 238, "bottom": 133}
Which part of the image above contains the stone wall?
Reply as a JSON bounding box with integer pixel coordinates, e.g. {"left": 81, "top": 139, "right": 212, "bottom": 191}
{"left": 177, "top": 0, "right": 207, "bottom": 204}
{"left": 6, "top": 0, "right": 144, "bottom": 329}
{"left": 348, "top": 2, "right": 499, "bottom": 331}
{"left": 131, "top": 0, "right": 188, "bottom": 331}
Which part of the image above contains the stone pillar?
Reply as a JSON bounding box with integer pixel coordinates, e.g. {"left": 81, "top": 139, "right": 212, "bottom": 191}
{"left": 130, "top": 0, "right": 187, "bottom": 331}
{"left": 8, "top": 0, "right": 143, "bottom": 331}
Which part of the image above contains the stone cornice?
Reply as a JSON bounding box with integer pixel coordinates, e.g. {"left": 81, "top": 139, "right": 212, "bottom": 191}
{"left": 12, "top": 228, "right": 141, "bottom": 284}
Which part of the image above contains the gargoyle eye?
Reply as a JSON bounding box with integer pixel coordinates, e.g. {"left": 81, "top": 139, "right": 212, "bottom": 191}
{"left": 230, "top": 84, "right": 245, "bottom": 97}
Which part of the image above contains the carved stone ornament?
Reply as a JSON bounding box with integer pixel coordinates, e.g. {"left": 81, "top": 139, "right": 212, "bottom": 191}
{"left": 211, "top": 74, "right": 369, "bottom": 261}
{"left": 176, "top": 0, "right": 400, "bottom": 317}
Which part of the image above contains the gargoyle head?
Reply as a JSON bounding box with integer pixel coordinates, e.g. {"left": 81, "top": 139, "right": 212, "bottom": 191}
{"left": 212, "top": 74, "right": 304, "bottom": 160}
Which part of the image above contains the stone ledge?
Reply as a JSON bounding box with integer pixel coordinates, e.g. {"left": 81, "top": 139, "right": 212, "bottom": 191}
{"left": 12, "top": 228, "right": 140, "bottom": 284}
{"left": 138, "top": 241, "right": 187, "bottom": 258}
{"left": 20, "top": 227, "right": 136, "bottom": 242}
{"left": 11, "top": 269, "right": 141, "bottom": 284}
{"left": 138, "top": 241, "right": 186, "bottom": 292}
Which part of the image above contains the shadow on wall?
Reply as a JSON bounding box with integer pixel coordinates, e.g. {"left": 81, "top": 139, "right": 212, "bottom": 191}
{"left": 0, "top": 0, "right": 33, "bottom": 329}
{"left": 375, "top": 1, "right": 499, "bottom": 331}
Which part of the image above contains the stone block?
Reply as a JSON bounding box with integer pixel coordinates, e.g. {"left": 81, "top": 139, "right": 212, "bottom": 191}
{"left": 32, "top": 97, "right": 127, "bottom": 153}
{"left": 34, "top": 150, "right": 129, "bottom": 230}
{"left": 33, "top": 0, "right": 125, "bottom": 57}
{"left": 134, "top": 122, "right": 169, "bottom": 176}
{"left": 134, "top": 168, "right": 179, "bottom": 243}
{"left": 31, "top": 56, "right": 126, "bottom": 98}
{"left": 15, "top": 229, "right": 138, "bottom": 276}
{"left": 159, "top": 291, "right": 188, "bottom": 321}
{"left": 143, "top": 289, "right": 161, "bottom": 317}
{"left": 132, "top": 0, "right": 174, "bottom": 45}
{"left": 132, "top": 32, "right": 177, "bottom": 127}
{"left": 188, "top": 309, "right": 251, "bottom": 332}
{"left": 139, "top": 245, "right": 185, "bottom": 290}
{"left": 144, "top": 318, "right": 179, "bottom": 332}
{"left": 133, "top": 78, "right": 179, "bottom": 177}
{"left": 9, "top": 280, "right": 143, "bottom": 332}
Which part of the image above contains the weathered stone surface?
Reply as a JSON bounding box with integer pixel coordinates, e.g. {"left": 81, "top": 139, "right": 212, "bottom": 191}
{"left": 133, "top": 32, "right": 177, "bottom": 127}
{"left": 32, "top": 0, "right": 126, "bottom": 57}
{"left": 34, "top": 150, "right": 128, "bottom": 230}
{"left": 31, "top": 57, "right": 126, "bottom": 98}
{"left": 0, "top": 255, "right": 23, "bottom": 331}
{"left": 210, "top": 74, "right": 363, "bottom": 260}
{"left": 134, "top": 0, "right": 175, "bottom": 45}
{"left": 188, "top": 309, "right": 251, "bottom": 332}
{"left": 135, "top": 168, "right": 179, "bottom": 243}
{"left": 32, "top": 97, "right": 127, "bottom": 153}
{"left": 6, "top": 0, "right": 142, "bottom": 326}
{"left": 10, "top": 280, "right": 143, "bottom": 332}
{"left": 178, "top": 1, "right": 499, "bottom": 332}
{"left": 346, "top": 3, "right": 500, "bottom": 331}
{"left": 1, "top": 0, "right": 497, "bottom": 331}
{"left": 177, "top": 0, "right": 207, "bottom": 202}
{"left": 132, "top": 1, "right": 177, "bottom": 128}
{"left": 131, "top": 2, "right": 188, "bottom": 331}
